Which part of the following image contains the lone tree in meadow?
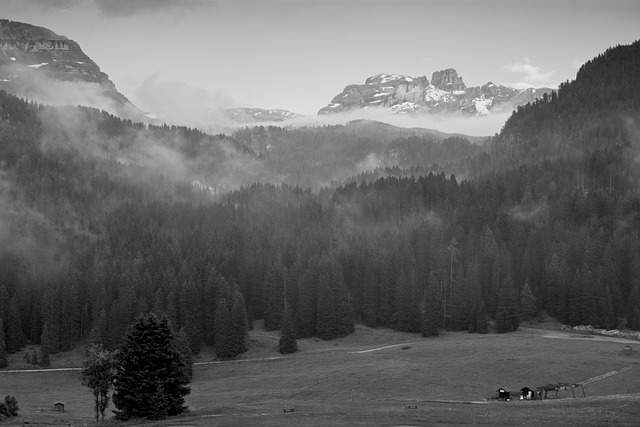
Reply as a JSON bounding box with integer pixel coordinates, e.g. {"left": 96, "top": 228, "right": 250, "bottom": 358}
{"left": 81, "top": 343, "right": 115, "bottom": 422}
{"left": 112, "top": 313, "right": 191, "bottom": 420}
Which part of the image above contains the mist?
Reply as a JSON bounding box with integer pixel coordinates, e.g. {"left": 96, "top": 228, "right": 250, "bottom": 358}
{"left": 226, "top": 107, "right": 510, "bottom": 138}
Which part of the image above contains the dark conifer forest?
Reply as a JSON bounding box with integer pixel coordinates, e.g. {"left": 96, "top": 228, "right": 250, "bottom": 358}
{"left": 0, "top": 41, "right": 639, "bottom": 362}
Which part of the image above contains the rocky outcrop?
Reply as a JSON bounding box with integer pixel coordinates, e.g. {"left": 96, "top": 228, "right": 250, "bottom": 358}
{"left": 0, "top": 19, "right": 141, "bottom": 120}
{"left": 319, "top": 69, "right": 552, "bottom": 117}
{"left": 431, "top": 69, "right": 466, "bottom": 91}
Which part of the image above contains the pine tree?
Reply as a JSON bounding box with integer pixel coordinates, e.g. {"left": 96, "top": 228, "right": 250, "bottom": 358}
{"left": 0, "top": 319, "right": 7, "bottom": 368}
{"left": 476, "top": 299, "right": 489, "bottom": 334}
{"left": 214, "top": 299, "right": 233, "bottom": 359}
{"left": 112, "top": 313, "right": 190, "bottom": 420}
{"left": 519, "top": 281, "right": 538, "bottom": 321}
{"left": 173, "top": 327, "right": 193, "bottom": 381}
{"left": 229, "top": 283, "right": 248, "bottom": 356}
{"left": 626, "top": 280, "right": 640, "bottom": 330}
{"left": 5, "top": 295, "right": 25, "bottom": 353}
{"left": 279, "top": 304, "right": 298, "bottom": 354}
{"left": 495, "top": 277, "right": 519, "bottom": 333}
{"left": 362, "top": 266, "right": 379, "bottom": 327}
{"left": 296, "top": 268, "right": 316, "bottom": 338}
{"left": 392, "top": 270, "right": 421, "bottom": 333}
{"left": 421, "top": 283, "right": 440, "bottom": 338}
{"left": 39, "top": 322, "right": 52, "bottom": 367}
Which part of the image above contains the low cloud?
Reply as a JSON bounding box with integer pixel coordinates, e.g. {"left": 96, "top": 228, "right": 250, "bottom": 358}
{"left": 131, "top": 74, "right": 237, "bottom": 131}
{"left": 504, "top": 56, "right": 555, "bottom": 89}
{"left": 23, "top": 0, "right": 212, "bottom": 16}
{"left": 242, "top": 107, "right": 508, "bottom": 137}
{"left": 24, "top": 0, "right": 82, "bottom": 9}
{"left": 94, "top": 0, "right": 212, "bottom": 17}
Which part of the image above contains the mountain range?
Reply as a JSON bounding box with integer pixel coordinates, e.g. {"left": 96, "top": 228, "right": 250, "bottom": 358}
{"left": 318, "top": 69, "right": 552, "bottom": 117}
{"left": 1, "top": 19, "right": 554, "bottom": 127}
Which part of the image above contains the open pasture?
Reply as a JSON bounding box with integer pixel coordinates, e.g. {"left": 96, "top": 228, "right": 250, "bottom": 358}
{"left": 2, "top": 325, "right": 640, "bottom": 426}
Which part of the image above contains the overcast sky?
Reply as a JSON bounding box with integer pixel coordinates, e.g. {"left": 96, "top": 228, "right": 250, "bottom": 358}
{"left": 2, "top": 0, "right": 639, "bottom": 117}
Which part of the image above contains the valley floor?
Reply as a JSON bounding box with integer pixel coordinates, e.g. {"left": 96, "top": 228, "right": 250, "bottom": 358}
{"left": 2, "top": 322, "right": 640, "bottom": 426}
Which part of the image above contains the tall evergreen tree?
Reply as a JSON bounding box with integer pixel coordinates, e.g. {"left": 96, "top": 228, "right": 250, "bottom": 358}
{"left": 0, "top": 319, "right": 7, "bottom": 368}
{"left": 392, "top": 270, "right": 421, "bottom": 333}
{"left": 173, "top": 327, "right": 193, "bottom": 381}
{"left": 214, "top": 299, "right": 233, "bottom": 359}
{"left": 519, "top": 281, "right": 538, "bottom": 321}
{"left": 421, "top": 282, "right": 440, "bottom": 338}
{"left": 495, "top": 277, "right": 519, "bottom": 333}
{"left": 476, "top": 299, "right": 489, "bottom": 334}
{"left": 229, "top": 283, "right": 248, "bottom": 356}
{"left": 279, "top": 303, "right": 298, "bottom": 354}
{"left": 39, "top": 322, "right": 52, "bottom": 367}
{"left": 296, "top": 268, "right": 317, "bottom": 338}
{"left": 626, "top": 281, "right": 640, "bottom": 330}
{"left": 112, "top": 313, "right": 190, "bottom": 420}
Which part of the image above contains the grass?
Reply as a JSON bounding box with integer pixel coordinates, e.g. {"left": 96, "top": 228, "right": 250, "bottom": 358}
{"left": 2, "top": 321, "right": 640, "bottom": 426}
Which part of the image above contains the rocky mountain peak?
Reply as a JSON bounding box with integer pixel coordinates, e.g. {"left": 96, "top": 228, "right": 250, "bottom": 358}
{"left": 318, "top": 68, "right": 551, "bottom": 117}
{"left": 0, "top": 19, "right": 141, "bottom": 120}
{"left": 430, "top": 68, "right": 466, "bottom": 91}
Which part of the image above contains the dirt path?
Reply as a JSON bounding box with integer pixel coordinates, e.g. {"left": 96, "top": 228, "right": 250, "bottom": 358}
{"left": 579, "top": 365, "right": 638, "bottom": 386}
{"left": 542, "top": 331, "right": 640, "bottom": 345}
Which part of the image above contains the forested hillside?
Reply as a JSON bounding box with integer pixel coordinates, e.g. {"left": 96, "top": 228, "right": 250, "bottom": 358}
{"left": 1, "top": 40, "right": 640, "bottom": 366}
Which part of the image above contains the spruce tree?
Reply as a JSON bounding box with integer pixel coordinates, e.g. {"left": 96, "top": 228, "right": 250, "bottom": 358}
{"left": 39, "top": 322, "right": 52, "bottom": 367}
{"left": 112, "top": 313, "right": 190, "bottom": 420}
{"left": 392, "top": 270, "right": 421, "bottom": 333}
{"left": 626, "top": 281, "right": 640, "bottom": 330}
{"left": 229, "top": 284, "right": 248, "bottom": 356}
{"left": 214, "top": 299, "right": 233, "bottom": 359}
{"left": 279, "top": 304, "right": 298, "bottom": 354}
{"left": 174, "top": 327, "right": 193, "bottom": 381}
{"left": 0, "top": 319, "right": 7, "bottom": 368}
{"left": 296, "top": 269, "right": 317, "bottom": 338}
{"left": 421, "top": 284, "right": 440, "bottom": 338}
{"left": 495, "top": 277, "right": 519, "bottom": 333}
{"left": 519, "top": 281, "right": 538, "bottom": 321}
{"left": 476, "top": 299, "right": 489, "bottom": 334}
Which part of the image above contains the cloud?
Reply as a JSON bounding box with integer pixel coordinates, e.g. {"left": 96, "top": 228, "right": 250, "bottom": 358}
{"left": 94, "top": 0, "right": 212, "bottom": 17}
{"left": 248, "top": 107, "right": 507, "bottom": 137}
{"left": 504, "top": 56, "right": 555, "bottom": 89}
{"left": 24, "top": 0, "right": 82, "bottom": 9}
{"left": 131, "top": 74, "right": 236, "bottom": 130}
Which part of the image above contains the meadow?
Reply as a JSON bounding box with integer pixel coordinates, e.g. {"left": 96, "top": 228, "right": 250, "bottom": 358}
{"left": 2, "top": 321, "right": 640, "bottom": 426}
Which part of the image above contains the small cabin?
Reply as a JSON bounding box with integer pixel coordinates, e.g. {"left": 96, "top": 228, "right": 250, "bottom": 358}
{"left": 53, "top": 401, "right": 65, "bottom": 412}
{"left": 496, "top": 388, "right": 511, "bottom": 401}
{"left": 520, "top": 387, "right": 535, "bottom": 400}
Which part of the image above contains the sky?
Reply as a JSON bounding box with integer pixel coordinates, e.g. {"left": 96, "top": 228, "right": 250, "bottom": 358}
{"left": 1, "top": 0, "right": 639, "bottom": 133}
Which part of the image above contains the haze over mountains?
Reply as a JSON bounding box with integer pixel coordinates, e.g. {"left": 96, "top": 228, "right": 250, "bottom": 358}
{"left": 0, "top": 19, "right": 553, "bottom": 134}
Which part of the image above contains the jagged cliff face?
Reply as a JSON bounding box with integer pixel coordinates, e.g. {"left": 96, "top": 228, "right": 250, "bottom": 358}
{"left": 319, "top": 69, "right": 552, "bottom": 117}
{"left": 0, "top": 19, "right": 139, "bottom": 119}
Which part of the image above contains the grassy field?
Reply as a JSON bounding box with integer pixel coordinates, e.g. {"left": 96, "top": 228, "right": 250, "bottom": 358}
{"left": 2, "top": 322, "right": 640, "bottom": 426}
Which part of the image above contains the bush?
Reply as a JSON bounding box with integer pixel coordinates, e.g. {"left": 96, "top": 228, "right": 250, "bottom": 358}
{"left": 0, "top": 395, "right": 19, "bottom": 420}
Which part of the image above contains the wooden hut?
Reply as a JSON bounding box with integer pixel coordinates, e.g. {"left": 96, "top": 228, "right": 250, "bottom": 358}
{"left": 520, "top": 387, "right": 535, "bottom": 400}
{"left": 53, "top": 401, "right": 65, "bottom": 412}
{"left": 496, "top": 388, "right": 511, "bottom": 401}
